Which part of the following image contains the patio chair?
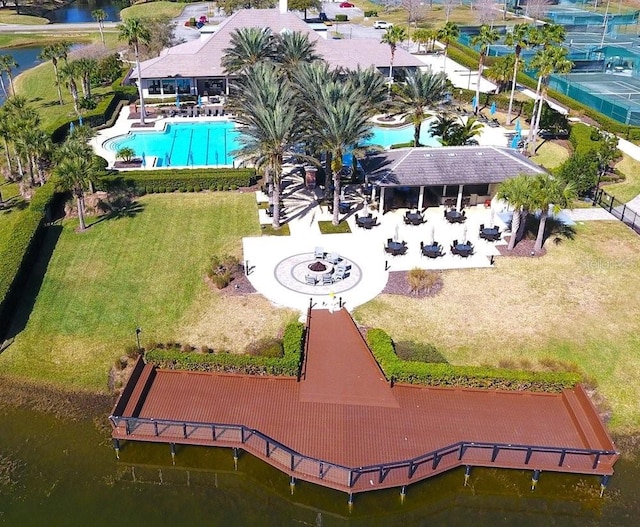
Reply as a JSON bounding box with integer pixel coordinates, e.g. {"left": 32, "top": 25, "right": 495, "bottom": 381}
{"left": 305, "top": 275, "right": 317, "bottom": 285}
{"left": 336, "top": 262, "right": 350, "bottom": 274}
{"left": 333, "top": 268, "right": 346, "bottom": 281}
{"left": 322, "top": 274, "right": 333, "bottom": 285}
{"left": 480, "top": 224, "right": 484, "bottom": 231}
{"left": 327, "top": 252, "right": 340, "bottom": 264}
{"left": 314, "top": 247, "right": 324, "bottom": 259}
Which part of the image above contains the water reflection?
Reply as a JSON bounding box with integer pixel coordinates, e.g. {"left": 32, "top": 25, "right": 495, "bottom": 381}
{"left": 39, "top": 0, "right": 122, "bottom": 24}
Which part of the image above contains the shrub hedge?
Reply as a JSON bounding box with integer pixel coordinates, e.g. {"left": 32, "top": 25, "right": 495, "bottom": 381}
{"left": 144, "top": 321, "right": 305, "bottom": 375}
{"left": 366, "top": 328, "right": 581, "bottom": 392}
{"left": 0, "top": 182, "right": 58, "bottom": 337}
{"left": 98, "top": 168, "right": 257, "bottom": 194}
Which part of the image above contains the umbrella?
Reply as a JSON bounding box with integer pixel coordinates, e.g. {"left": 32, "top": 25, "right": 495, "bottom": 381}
{"left": 141, "top": 152, "right": 146, "bottom": 167}
{"left": 462, "top": 225, "right": 468, "bottom": 243}
{"left": 393, "top": 224, "right": 399, "bottom": 242}
{"left": 489, "top": 208, "right": 495, "bottom": 228}
{"left": 78, "top": 115, "right": 83, "bottom": 126}
{"left": 197, "top": 95, "right": 202, "bottom": 107}
{"left": 165, "top": 152, "right": 171, "bottom": 166}
{"left": 69, "top": 121, "right": 75, "bottom": 134}
{"left": 490, "top": 101, "right": 496, "bottom": 115}
{"left": 429, "top": 224, "right": 435, "bottom": 245}
{"left": 515, "top": 119, "right": 521, "bottom": 133}
{"left": 510, "top": 134, "right": 521, "bottom": 149}
{"left": 471, "top": 96, "right": 477, "bottom": 109}
{"left": 175, "top": 94, "right": 180, "bottom": 108}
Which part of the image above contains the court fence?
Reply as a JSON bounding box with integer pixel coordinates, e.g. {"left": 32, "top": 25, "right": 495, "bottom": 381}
{"left": 594, "top": 188, "right": 640, "bottom": 234}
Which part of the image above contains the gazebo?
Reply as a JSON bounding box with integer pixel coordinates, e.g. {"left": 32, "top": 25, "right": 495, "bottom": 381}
{"left": 360, "top": 146, "right": 546, "bottom": 213}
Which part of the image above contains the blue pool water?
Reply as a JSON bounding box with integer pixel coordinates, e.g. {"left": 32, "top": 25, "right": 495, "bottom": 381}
{"left": 104, "top": 121, "right": 440, "bottom": 167}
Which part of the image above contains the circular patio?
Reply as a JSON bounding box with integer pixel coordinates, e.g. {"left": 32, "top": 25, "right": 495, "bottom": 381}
{"left": 274, "top": 253, "right": 363, "bottom": 295}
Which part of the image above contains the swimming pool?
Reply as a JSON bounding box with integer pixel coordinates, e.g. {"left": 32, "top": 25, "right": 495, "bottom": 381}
{"left": 103, "top": 121, "right": 440, "bottom": 167}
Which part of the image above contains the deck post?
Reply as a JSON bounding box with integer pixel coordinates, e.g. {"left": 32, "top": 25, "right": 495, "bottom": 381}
{"left": 400, "top": 485, "right": 406, "bottom": 504}
{"left": 170, "top": 443, "right": 176, "bottom": 466}
{"left": 153, "top": 420, "right": 159, "bottom": 436}
{"left": 233, "top": 448, "right": 239, "bottom": 470}
{"left": 464, "top": 465, "right": 472, "bottom": 487}
{"left": 531, "top": 469, "right": 540, "bottom": 491}
{"left": 348, "top": 492, "right": 354, "bottom": 512}
{"left": 290, "top": 476, "right": 296, "bottom": 495}
{"left": 600, "top": 475, "right": 610, "bottom": 497}
{"left": 112, "top": 438, "right": 120, "bottom": 460}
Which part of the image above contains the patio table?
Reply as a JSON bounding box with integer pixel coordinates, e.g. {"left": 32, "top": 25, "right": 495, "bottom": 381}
{"left": 356, "top": 216, "right": 376, "bottom": 229}
{"left": 405, "top": 212, "right": 424, "bottom": 225}
{"left": 386, "top": 241, "right": 406, "bottom": 256}
{"left": 445, "top": 210, "right": 465, "bottom": 223}
{"left": 480, "top": 227, "right": 500, "bottom": 241}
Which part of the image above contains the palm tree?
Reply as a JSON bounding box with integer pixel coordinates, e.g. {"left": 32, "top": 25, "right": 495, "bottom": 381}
{"left": 54, "top": 155, "right": 94, "bottom": 231}
{"left": 532, "top": 174, "right": 576, "bottom": 252}
{"left": 118, "top": 17, "right": 152, "bottom": 125}
{"left": 0, "top": 107, "right": 12, "bottom": 173}
{"left": 76, "top": 57, "right": 98, "bottom": 99}
{"left": 469, "top": 25, "right": 499, "bottom": 114}
{"left": 40, "top": 41, "right": 71, "bottom": 105}
{"left": 437, "top": 22, "right": 459, "bottom": 71}
{"left": 380, "top": 25, "right": 408, "bottom": 92}
{"left": 528, "top": 47, "right": 573, "bottom": 151}
{"left": 0, "top": 55, "right": 18, "bottom": 96}
{"left": 92, "top": 8, "right": 108, "bottom": 46}
{"left": 412, "top": 28, "right": 432, "bottom": 54}
{"left": 485, "top": 54, "right": 515, "bottom": 94}
{"left": 393, "top": 70, "right": 448, "bottom": 147}
{"left": 232, "top": 63, "right": 300, "bottom": 230}
{"left": 496, "top": 174, "right": 536, "bottom": 250}
{"left": 60, "top": 61, "right": 81, "bottom": 117}
{"left": 429, "top": 113, "right": 483, "bottom": 146}
{"left": 504, "top": 23, "right": 532, "bottom": 124}
{"left": 274, "top": 30, "right": 320, "bottom": 76}
{"left": 222, "top": 27, "right": 275, "bottom": 74}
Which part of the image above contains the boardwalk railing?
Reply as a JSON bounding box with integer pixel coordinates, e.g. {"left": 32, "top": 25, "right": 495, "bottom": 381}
{"left": 109, "top": 415, "right": 618, "bottom": 491}
{"left": 594, "top": 188, "right": 640, "bottom": 234}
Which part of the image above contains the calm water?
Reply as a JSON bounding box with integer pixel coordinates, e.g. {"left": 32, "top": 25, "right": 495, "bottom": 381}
{"left": 43, "top": 0, "right": 121, "bottom": 24}
{"left": 104, "top": 122, "right": 440, "bottom": 167}
{"left": 0, "top": 46, "right": 44, "bottom": 104}
{"left": 0, "top": 404, "right": 639, "bottom": 526}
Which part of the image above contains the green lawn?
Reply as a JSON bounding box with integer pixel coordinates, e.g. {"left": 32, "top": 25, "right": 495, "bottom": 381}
{"left": 120, "top": 1, "right": 186, "bottom": 19}
{"left": 530, "top": 141, "right": 571, "bottom": 171}
{"left": 354, "top": 221, "right": 640, "bottom": 433}
{"left": 1, "top": 193, "right": 296, "bottom": 391}
{"left": 0, "top": 10, "right": 48, "bottom": 25}
{"left": 607, "top": 154, "right": 640, "bottom": 203}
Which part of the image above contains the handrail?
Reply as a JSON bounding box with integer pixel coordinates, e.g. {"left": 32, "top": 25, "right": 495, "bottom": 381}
{"left": 110, "top": 414, "right": 619, "bottom": 488}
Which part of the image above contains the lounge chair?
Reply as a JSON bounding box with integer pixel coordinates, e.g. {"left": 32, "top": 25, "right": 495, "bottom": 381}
{"left": 305, "top": 275, "right": 317, "bottom": 285}
{"left": 327, "top": 252, "right": 340, "bottom": 264}
{"left": 314, "top": 247, "right": 324, "bottom": 259}
{"left": 322, "top": 274, "right": 332, "bottom": 285}
{"left": 333, "top": 268, "right": 346, "bottom": 281}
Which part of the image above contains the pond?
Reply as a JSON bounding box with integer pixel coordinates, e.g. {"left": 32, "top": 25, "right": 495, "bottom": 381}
{"left": 0, "top": 46, "right": 45, "bottom": 104}
{"left": 1, "top": 402, "right": 639, "bottom": 526}
{"left": 39, "top": 0, "right": 122, "bottom": 24}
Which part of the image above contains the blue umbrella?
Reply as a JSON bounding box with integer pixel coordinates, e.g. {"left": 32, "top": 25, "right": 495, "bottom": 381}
{"left": 490, "top": 101, "right": 496, "bottom": 115}
{"left": 197, "top": 95, "right": 202, "bottom": 107}
{"left": 515, "top": 119, "right": 521, "bottom": 133}
{"left": 510, "top": 132, "right": 521, "bottom": 149}
{"left": 175, "top": 94, "right": 180, "bottom": 108}
{"left": 69, "top": 121, "right": 75, "bottom": 134}
{"left": 78, "top": 115, "right": 83, "bottom": 126}
{"left": 141, "top": 152, "right": 146, "bottom": 167}
{"left": 471, "top": 96, "right": 477, "bottom": 109}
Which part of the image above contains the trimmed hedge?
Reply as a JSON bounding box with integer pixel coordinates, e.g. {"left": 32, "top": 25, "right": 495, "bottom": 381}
{"left": 0, "top": 182, "right": 58, "bottom": 337}
{"left": 366, "top": 328, "right": 581, "bottom": 392}
{"left": 144, "top": 321, "right": 305, "bottom": 375}
{"left": 98, "top": 168, "right": 257, "bottom": 194}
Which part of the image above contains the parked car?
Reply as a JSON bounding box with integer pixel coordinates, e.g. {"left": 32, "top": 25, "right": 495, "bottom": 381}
{"left": 339, "top": 2, "right": 354, "bottom": 7}
{"left": 373, "top": 20, "right": 393, "bottom": 29}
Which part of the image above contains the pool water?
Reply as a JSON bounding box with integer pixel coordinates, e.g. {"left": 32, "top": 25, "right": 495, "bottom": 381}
{"left": 104, "top": 121, "right": 440, "bottom": 168}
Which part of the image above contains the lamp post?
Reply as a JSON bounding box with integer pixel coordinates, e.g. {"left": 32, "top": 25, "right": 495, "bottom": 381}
{"left": 135, "top": 327, "right": 142, "bottom": 352}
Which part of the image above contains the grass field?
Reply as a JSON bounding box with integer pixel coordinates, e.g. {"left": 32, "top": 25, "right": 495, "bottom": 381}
{"left": 1, "top": 193, "right": 296, "bottom": 391}
{"left": 0, "top": 10, "right": 48, "bottom": 25}
{"left": 608, "top": 154, "right": 640, "bottom": 203}
{"left": 354, "top": 221, "right": 640, "bottom": 432}
{"left": 120, "top": 1, "right": 186, "bottom": 20}
{"left": 531, "top": 141, "right": 571, "bottom": 171}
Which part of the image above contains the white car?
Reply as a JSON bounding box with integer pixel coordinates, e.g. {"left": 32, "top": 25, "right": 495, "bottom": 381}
{"left": 373, "top": 21, "right": 393, "bottom": 30}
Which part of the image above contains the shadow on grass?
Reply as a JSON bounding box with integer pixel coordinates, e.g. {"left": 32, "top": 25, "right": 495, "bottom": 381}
{"left": 524, "top": 215, "right": 577, "bottom": 245}
{"left": 394, "top": 341, "right": 449, "bottom": 364}
{"left": 90, "top": 200, "right": 146, "bottom": 228}
{"left": 4, "top": 224, "right": 63, "bottom": 341}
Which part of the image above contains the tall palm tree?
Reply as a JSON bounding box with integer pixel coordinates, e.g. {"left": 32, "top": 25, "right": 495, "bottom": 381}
{"left": 54, "top": 155, "right": 94, "bottom": 231}
{"left": 412, "top": 28, "right": 433, "bottom": 54}
{"left": 60, "top": 61, "right": 81, "bottom": 117}
{"left": 469, "top": 25, "right": 499, "bottom": 114}
{"left": 532, "top": 174, "right": 576, "bottom": 252}
{"left": 92, "top": 8, "right": 108, "bottom": 46}
{"left": 528, "top": 46, "right": 573, "bottom": 151}
{"left": 118, "top": 17, "right": 151, "bottom": 125}
{"left": 232, "top": 63, "right": 300, "bottom": 230}
{"left": 0, "top": 55, "right": 18, "bottom": 96}
{"left": 0, "top": 107, "right": 13, "bottom": 173}
{"left": 39, "top": 44, "right": 65, "bottom": 105}
{"left": 76, "top": 57, "right": 98, "bottom": 99}
{"left": 393, "top": 69, "right": 448, "bottom": 147}
{"left": 485, "top": 54, "right": 515, "bottom": 94}
{"left": 380, "top": 25, "right": 408, "bottom": 92}
{"left": 222, "top": 27, "right": 275, "bottom": 74}
{"left": 504, "top": 23, "right": 532, "bottom": 124}
{"left": 496, "top": 174, "right": 536, "bottom": 250}
{"left": 437, "top": 22, "right": 459, "bottom": 71}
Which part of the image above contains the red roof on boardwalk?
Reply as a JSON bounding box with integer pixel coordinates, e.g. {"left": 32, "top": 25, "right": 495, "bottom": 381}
{"left": 111, "top": 309, "right": 618, "bottom": 494}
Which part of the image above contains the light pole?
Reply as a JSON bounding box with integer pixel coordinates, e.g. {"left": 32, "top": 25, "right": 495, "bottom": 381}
{"left": 135, "top": 327, "right": 142, "bottom": 352}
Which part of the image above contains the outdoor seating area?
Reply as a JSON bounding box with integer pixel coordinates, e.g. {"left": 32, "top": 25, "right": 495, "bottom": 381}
{"left": 355, "top": 213, "right": 378, "bottom": 229}
{"left": 450, "top": 240, "right": 474, "bottom": 258}
{"left": 385, "top": 239, "right": 408, "bottom": 256}
{"left": 404, "top": 210, "right": 425, "bottom": 226}
{"left": 479, "top": 224, "right": 501, "bottom": 242}
{"left": 166, "top": 106, "right": 226, "bottom": 118}
{"left": 445, "top": 209, "right": 466, "bottom": 224}
{"left": 305, "top": 247, "right": 351, "bottom": 285}
{"left": 420, "top": 241, "right": 445, "bottom": 258}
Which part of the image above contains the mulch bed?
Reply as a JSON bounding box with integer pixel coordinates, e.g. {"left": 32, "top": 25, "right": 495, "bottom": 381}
{"left": 497, "top": 237, "right": 547, "bottom": 257}
{"left": 113, "top": 161, "right": 143, "bottom": 168}
{"left": 382, "top": 271, "right": 443, "bottom": 298}
{"left": 205, "top": 271, "right": 257, "bottom": 296}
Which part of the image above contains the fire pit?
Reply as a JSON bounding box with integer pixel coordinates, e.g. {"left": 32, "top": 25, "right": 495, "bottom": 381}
{"left": 308, "top": 261, "right": 328, "bottom": 272}
{"left": 306, "top": 260, "right": 334, "bottom": 280}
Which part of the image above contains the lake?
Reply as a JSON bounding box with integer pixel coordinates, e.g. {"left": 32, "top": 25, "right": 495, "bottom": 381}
{"left": 37, "top": 0, "right": 122, "bottom": 24}
{"left": 1, "top": 401, "right": 639, "bottom": 526}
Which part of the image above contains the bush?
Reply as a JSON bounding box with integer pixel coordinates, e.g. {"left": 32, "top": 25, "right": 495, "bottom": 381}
{"left": 407, "top": 268, "right": 439, "bottom": 294}
{"left": 364, "top": 10, "right": 378, "bottom": 17}
{"left": 206, "top": 254, "right": 239, "bottom": 289}
{"left": 366, "top": 328, "right": 581, "bottom": 392}
{"left": 335, "top": 14, "right": 348, "bottom": 21}
{"left": 395, "top": 341, "right": 446, "bottom": 363}
{"left": 246, "top": 338, "right": 284, "bottom": 358}
{"left": 98, "top": 168, "right": 257, "bottom": 194}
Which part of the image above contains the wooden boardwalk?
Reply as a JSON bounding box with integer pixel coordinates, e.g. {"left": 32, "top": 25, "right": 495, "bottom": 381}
{"left": 110, "top": 309, "right": 619, "bottom": 494}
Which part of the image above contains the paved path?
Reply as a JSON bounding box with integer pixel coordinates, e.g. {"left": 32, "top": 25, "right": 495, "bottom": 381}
{"left": 0, "top": 21, "right": 118, "bottom": 32}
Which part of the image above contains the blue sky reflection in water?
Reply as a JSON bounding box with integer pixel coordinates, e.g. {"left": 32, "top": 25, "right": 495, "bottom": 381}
{"left": 104, "top": 121, "right": 441, "bottom": 167}
{"left": 1, "top": 405, "right": 639, "bottom": 527}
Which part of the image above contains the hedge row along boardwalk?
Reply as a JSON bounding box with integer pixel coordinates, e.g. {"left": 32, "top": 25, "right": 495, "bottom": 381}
{"left": 110, "top": 308, "right": 618, "bottom": 504}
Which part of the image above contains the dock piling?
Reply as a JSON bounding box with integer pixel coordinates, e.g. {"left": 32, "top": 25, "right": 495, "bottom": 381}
{"left": 464, "top": 465, "right": 472, "bottom": 487}
{"left": 531, "top": 469, "right": 541, "bottom": 491}
{"left": 290, "top": 476, "right": 296, "bottom": 495}
{"left": 600, "top": 475, "right": 610, "bottom": 497}
{"left": 400, "top": 485, "right": 406, "bottom": 504}
{"left": 112, "top": 438, "right": 120, "bottom": 460}
{"left": 348, "top": 492, "right": 354, "bottom": 512}
{"left": 170, "top": 443, "right": 176, "bottom": 465}
{"left": 233, "top": 448, "right": 239, "bottom": 470}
